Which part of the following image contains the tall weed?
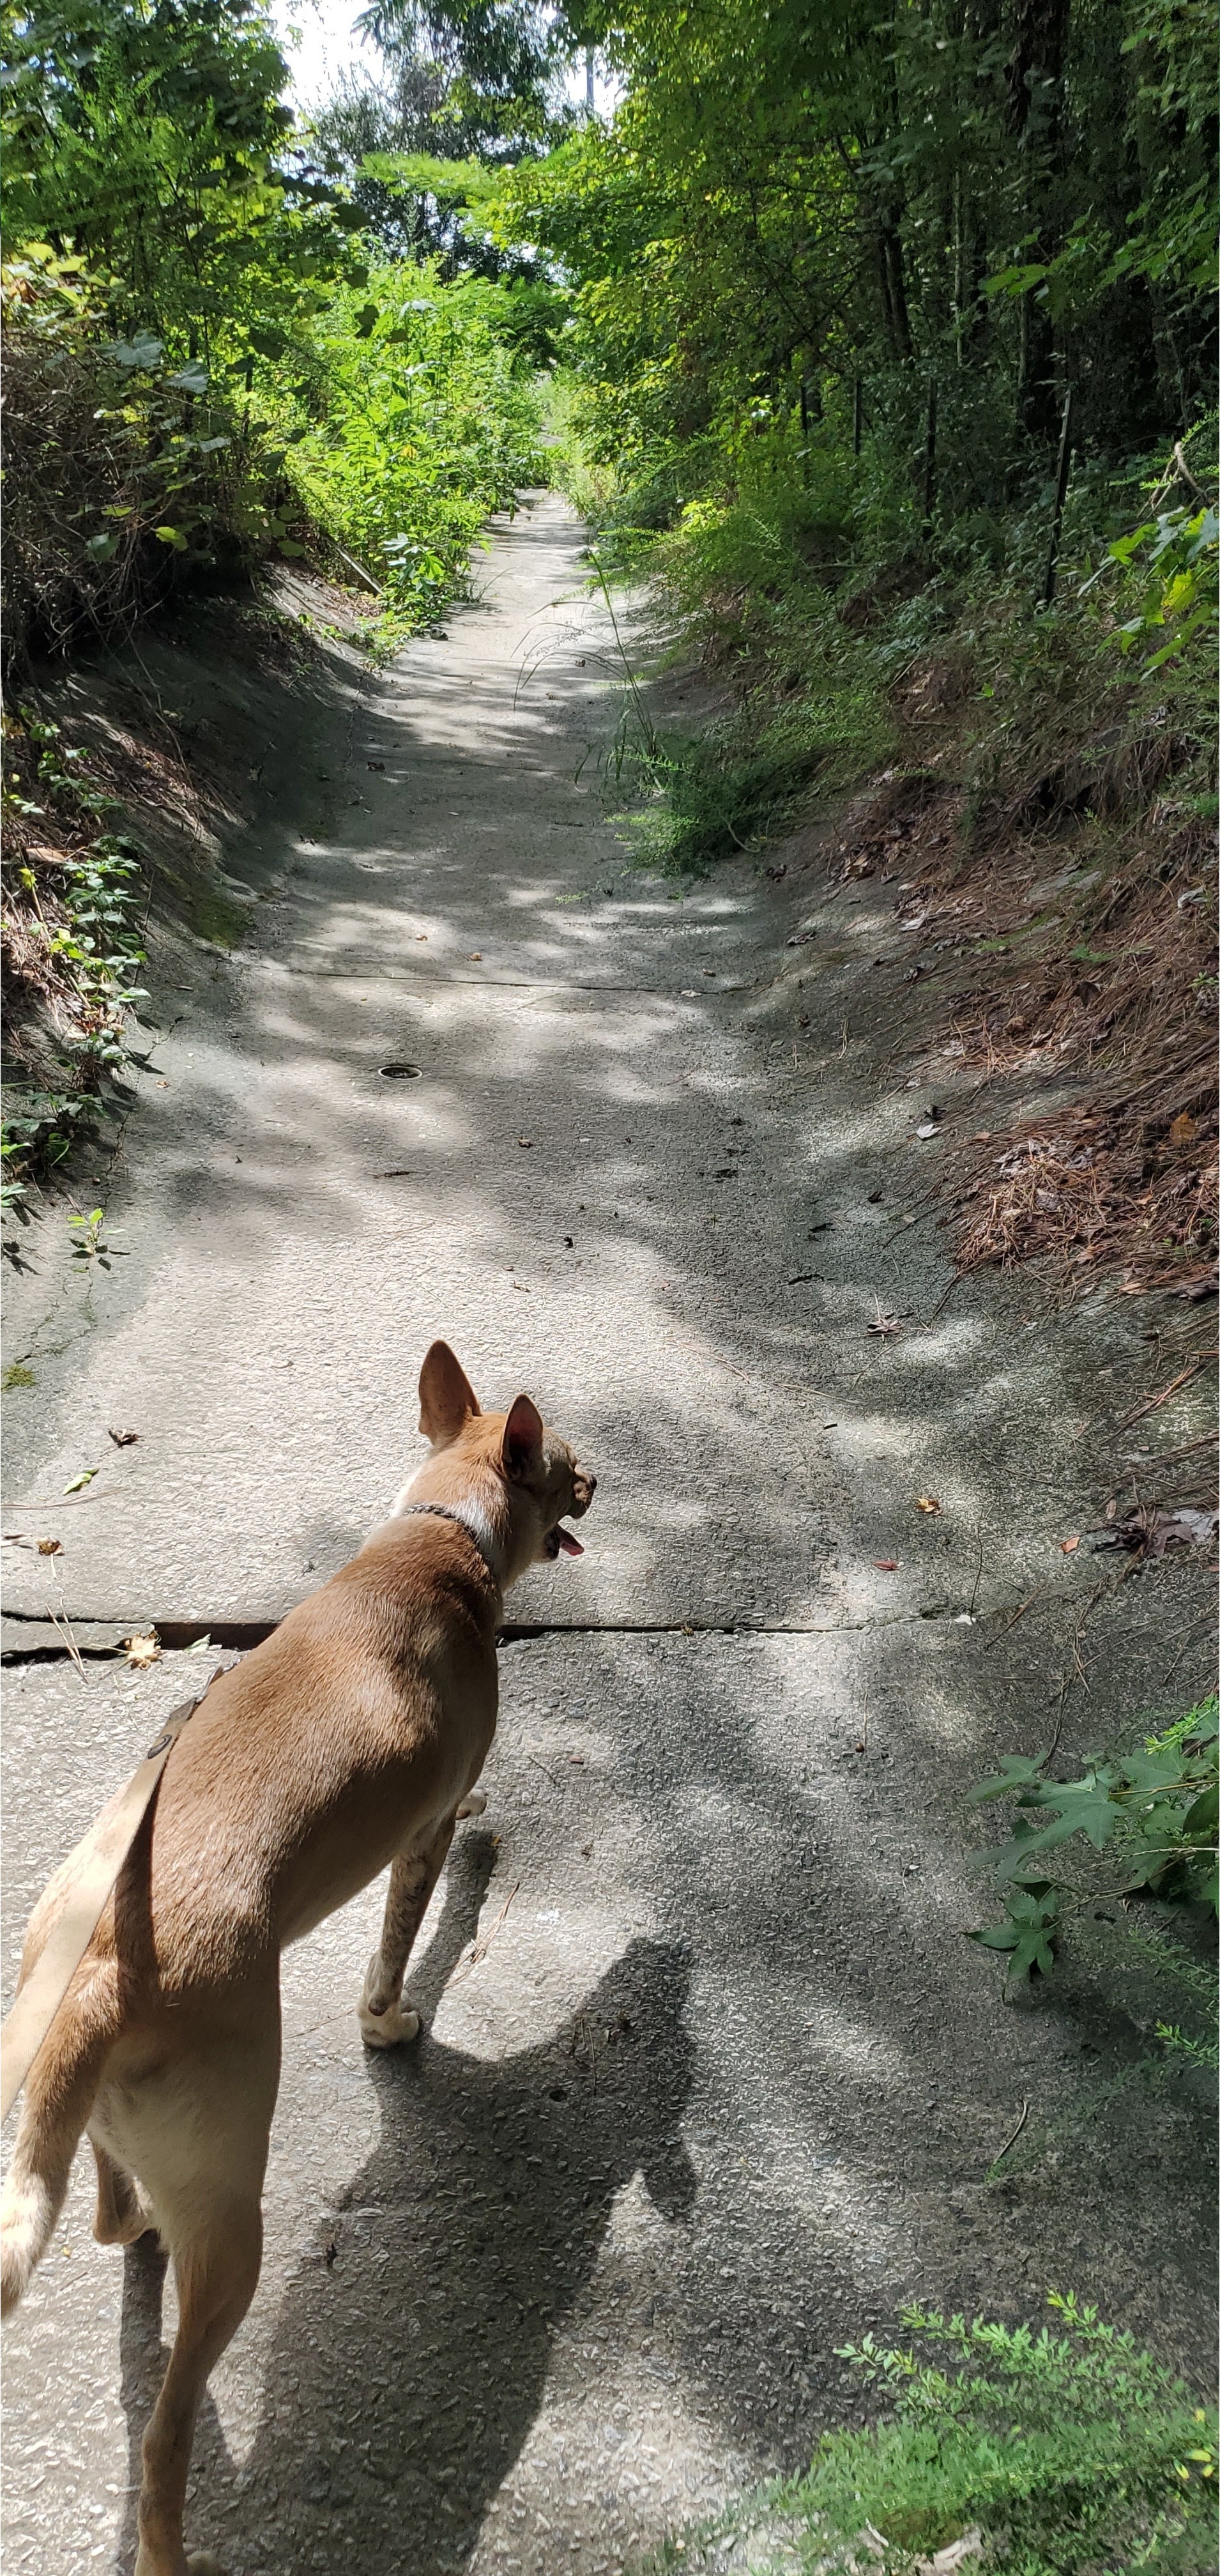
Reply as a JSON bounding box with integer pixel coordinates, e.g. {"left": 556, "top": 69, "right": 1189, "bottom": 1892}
{"left": 649, "top": 2296, "right": 1218, "bottom": 2575}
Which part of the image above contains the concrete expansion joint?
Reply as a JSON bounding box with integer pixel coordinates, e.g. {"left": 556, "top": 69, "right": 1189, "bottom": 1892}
{"left": 0, "top": 1608, "right": 984, "bottom": 1665}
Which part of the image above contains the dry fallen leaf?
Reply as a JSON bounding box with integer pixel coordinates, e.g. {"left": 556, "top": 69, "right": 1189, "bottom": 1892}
{"left": 916, "top": 1495, "right": 942, "bottom": 1514}
{"left": 1169, "top": 1111, "right": 1197, "bottom": 1144}
{"left": 37, "top": 1537, "right": 63, "bottom": 1556}
{"left": 123, "top": 1629, "right": 162, "bottom": 1669}
{"left": 517, "top": 1137, "right": 533, "bottom": 1149}
{"left": 868, "top": 1307, "right": 906, "bottom": 1337}
{"left": 1060, "top": 1535, "right": 1080, "bottom": 1553}
{"left": 874, "top": 1558, "right": 899, "bottom": 1571}
{"left": 1100, "top": 1503, "right": 1219, "bottom": 1561}
{"left": 467, "top": 951, "right": 482, "bottom": 961}
{"left": 108, "top": 1426, "right": 139, "bottom": 1447}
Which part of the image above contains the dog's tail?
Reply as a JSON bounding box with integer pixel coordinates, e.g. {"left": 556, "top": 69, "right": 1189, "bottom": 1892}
{"left": 1, "top": 1961, "right": 119, "bottom": 2315}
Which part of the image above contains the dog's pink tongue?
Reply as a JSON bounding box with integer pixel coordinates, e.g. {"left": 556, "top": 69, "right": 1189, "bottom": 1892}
{"left": 556, "top": 1528, "right": 584, "bottom": 1556}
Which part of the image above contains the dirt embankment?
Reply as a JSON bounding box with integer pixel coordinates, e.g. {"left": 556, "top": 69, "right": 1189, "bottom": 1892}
{"left": 2, "top": 572, "right": 368, "bottom": 1195}
{"left": 756, "top": 657, "right": 1217, "bottom": 1308}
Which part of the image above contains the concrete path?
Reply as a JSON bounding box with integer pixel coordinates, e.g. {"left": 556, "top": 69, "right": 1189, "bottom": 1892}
{"left": 2, "top": 496, "right": 1214, "bottom": 2576}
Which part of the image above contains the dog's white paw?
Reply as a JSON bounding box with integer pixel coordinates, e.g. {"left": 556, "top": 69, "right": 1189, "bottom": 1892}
{"left": 358, "top": 1959, "right": 420, "bottom": 2047}
{"left": 456, "top": 1788, "right": 487, "bottom": 1819}
{"left": 359, "top": 1995, "right": 421, "bottom": 2048}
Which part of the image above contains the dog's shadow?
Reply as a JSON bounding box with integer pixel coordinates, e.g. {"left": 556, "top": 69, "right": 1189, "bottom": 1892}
{"left": 115, "top": 1834, "right": 695, "bottom": 2572}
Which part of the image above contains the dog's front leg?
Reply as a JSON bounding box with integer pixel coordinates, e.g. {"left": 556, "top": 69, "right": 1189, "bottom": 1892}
{"left": 358, "top": 1819, "right": 457, "bottom": 2048}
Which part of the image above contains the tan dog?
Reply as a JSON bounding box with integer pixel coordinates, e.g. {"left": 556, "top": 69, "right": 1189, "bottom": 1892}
{"left": 0, "top": 1341, "right": 595, "bottom": 2575}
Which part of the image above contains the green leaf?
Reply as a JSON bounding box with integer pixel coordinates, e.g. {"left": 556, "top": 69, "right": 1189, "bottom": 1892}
{"left": 1182, "top": 1784, "right": 1219, "bottom": 1844}
{"left": 1017, "top": 1770, "right": 1124, "bottom": 1848}
{"left": 970, "top": 1885, "right": 1060, "bottom": 1980}
{"left": 965, "top": 1754, "right": 1048, "bottom": 1807}
{"left": 109, "top": 333, "right": 164, "bottom": 370}
{"left": 1009, "top": 1921, "right": 1057, "bottom": 1980}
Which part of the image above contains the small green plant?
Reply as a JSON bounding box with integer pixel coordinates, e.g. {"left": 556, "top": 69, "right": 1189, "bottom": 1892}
{"left": 967, "top": 1695, "right": 1219, "bottom": 1990}
{"left": 648, "top": 2296, "right": 1218, "bottom": 2575}
{"left": 1097, "top": 487, "right": 1219, "bottom": 675}
{"left": 2, "top": 709, "right": 149, "bottom": 1206}
{"left": 66, "top": 1206, "right": 119, "bottom": 1268}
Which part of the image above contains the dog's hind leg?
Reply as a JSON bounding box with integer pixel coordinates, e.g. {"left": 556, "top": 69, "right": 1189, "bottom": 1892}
{"left": 112, "top": 2003, "right": 279, "bottom": 2576}
{"left": 358, "top": 1814, "right": 457, "bottom": 2048}
{"left": 91, "top": 2140, "right": 158, "bottom": 2249}
{"left": 134, "top": 2182, "right": 263, "bottom": 2576}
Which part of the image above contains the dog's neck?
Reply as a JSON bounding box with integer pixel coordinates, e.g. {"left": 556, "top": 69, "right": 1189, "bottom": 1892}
{"left": 390, "top": 1488, "right": 508, "bottom": 1587}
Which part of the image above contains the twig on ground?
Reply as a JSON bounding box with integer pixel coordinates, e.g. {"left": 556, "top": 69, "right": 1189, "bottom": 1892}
{"left": 968, "top": 1521, "right": 985, "bottom": 1617}
{"left": 1160, "top": 1614, "right": 1217, "bottom": 1689}
{"left": 982, "top": 1587, "right": 1045, "bottom": 1649}
{"left": 926, "top": 1269, "right": 965, "bottom": 1322}
{"left": 47, "top": 1600, "right": 87, "bottom": 1680}
{"left": 1125, "top": 1431, "right": 1216, "bottom": 1478}
{"left": 448, "top": 1880, "right": 520, "bottom": 1988}
{"left": 1110, "top": 1359, "right": 1211, "bottom": 1436}
{"left": 989, "top": 2098, "right": 1029, "bottom": 2169}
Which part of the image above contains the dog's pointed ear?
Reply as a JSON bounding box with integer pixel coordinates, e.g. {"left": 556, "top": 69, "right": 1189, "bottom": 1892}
{"left": 418, "top": 1341, "right": 480, "bottom": 1446}
{"left": 501, "top": 1393, "right": 544, "bottom": 1483}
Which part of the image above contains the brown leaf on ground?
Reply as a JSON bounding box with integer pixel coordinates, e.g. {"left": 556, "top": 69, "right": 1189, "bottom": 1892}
{"left": 1060, "top": 1534, "right": 1080, "bottom": 1552}
{"left": 1170, "top": 1111, "right": 1198, "bottom": 1143}
{"left": 36, "top": 1537, "right": 63, "bottom": 1555}
{"left": 123, "top": 1629, "right": 162, "bottom": 1669}
{"left": 1101, "top": 1504, "right": 1217, "bottom": 1561}
{"left": 868, "top": 1307, "right": 906, "bottom": 1337}
{"left": 108, "top": 1426, "right": 139, "bottom": 1446}
{"left": 917, "top": 1494, "right": 942, "bottom": 1513}
{"left": 874, "top": 1558, "right": 899, "bottom": 1570}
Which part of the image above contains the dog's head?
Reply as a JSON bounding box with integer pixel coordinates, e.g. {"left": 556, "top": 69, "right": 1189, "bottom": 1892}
{"left": 404, "top": 1340, "right": 596, "bottom": 1585}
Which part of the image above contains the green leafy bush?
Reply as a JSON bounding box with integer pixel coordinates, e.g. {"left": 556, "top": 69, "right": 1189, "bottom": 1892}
{"left": 273, "top": 266, "right": 545, "bottom": 623}
{"left": 1, "top": 0, "right": 547, "bottom": 668}
{"left": 651, "top": 2297, "right": 1217, "bottom": 2575}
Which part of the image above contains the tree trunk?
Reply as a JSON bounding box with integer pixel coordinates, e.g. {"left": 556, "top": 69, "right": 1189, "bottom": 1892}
{"left": 1005, "top": 0, "right": 1071, "bottom": 441}
{"left": 881, "top": 218, "right": 913, "bottom": 362}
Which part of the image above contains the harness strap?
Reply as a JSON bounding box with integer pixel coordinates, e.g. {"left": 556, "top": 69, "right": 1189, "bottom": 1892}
{"left": 0, "top": 1669, "right": 225, "bottom": 2125}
